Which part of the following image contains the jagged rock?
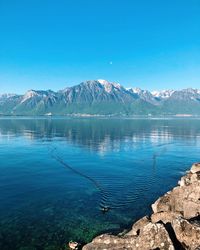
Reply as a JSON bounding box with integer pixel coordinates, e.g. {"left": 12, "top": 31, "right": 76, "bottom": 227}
{"left": 191, "top": 163, "right": 200, "bottom": 174}
{"left": 152, "top": 178, "right": 200, "bottom": 219}
{"left": 178, "top": 172, "right": 200, "bottom": 186}
{"left": 82, "top": 234, "right": 133, "bottom": 250}
{"left": 82, "top": 222, "right": 174, "bottom": 250}
{"left": 135, "top": 222, "right": 175, "bottom": 250}
{"left": 172, "top": 217, "right": 200, "bottom": 250}
{"left": 127, "top": 216, "right": 150, "bottom": 236}
{"left": 151, "top": 192, "right": 173, "bottom": 214}
{"left": 151, "top": 211, "right": 180, "bottom": 224}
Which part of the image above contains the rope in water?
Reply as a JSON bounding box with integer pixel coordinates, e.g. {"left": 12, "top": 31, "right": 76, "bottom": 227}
{"left": 50, "top": 147, "right": 111, "bottom": 210}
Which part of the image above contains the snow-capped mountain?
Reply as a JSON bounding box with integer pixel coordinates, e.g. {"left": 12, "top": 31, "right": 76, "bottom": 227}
{"left": 20, "top": 90, "right": 57, "bottom": 104}
{"left": 0, "top": 80, "right": 200, "bottom": 115}
{"left": 151, "top": 90, "right": 175, "bottom": 99}
{"left": 60, "top": 80, "right": 135, "bottom": 104}
{"left": 97, "top": 79, "right": 124, "bottom": 93}
{"left": 168, "top": 88, "right": 200, "bottom": 101}
{"left": 128, "top": 87, "right": 159, "bottom": 105}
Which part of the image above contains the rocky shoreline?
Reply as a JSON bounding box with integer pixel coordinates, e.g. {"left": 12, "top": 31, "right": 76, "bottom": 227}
{"left": 82, "top": 163, "right": 200, "bottom": 250}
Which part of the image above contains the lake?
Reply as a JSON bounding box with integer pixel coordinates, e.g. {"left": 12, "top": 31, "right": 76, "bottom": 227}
{"left": 0, "top": 117, "right": 200, "bottom": 250}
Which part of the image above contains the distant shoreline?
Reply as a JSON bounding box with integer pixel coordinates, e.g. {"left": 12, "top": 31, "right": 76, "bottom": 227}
{"left": 0, "top": 114, "right": 200, "bottom": 119}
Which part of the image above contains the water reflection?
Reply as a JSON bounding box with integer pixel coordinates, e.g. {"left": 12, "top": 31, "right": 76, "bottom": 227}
{"left": 0, "top": 118, "right": 200, "bottom": 152}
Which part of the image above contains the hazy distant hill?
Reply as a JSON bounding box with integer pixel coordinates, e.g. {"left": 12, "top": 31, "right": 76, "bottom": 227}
{"left": 0, "top": 80, "right": 200, "bottom": 115}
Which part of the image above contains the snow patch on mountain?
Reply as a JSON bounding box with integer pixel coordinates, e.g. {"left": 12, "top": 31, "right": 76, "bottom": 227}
{"left": 128, "top": 87, "right": 151, "bottom": 95}
{"left": 97, "top": 79, "right": 121, "bottom": 93}
{"left": 21, "top": 90, "right": 39, "bottom": 103}
{"left": 151, "top": 90, "right": 175, "bottom": 99}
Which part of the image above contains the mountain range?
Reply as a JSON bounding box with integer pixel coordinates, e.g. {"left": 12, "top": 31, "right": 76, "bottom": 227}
{"left": 1, "top": 79, "right": 200, "bottom": 116}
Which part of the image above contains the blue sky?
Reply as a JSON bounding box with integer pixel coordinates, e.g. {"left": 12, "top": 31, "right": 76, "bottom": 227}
{"left": 0, "top": 0, "right": 200, "bottom": 93}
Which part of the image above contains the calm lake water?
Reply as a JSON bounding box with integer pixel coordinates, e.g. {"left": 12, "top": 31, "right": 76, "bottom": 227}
{"left": 0, "top": 117, "right": 200, "bottom": 250}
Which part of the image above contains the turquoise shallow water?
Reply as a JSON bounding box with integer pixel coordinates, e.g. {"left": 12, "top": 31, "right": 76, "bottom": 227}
{"left": 0, "top": 117, "right": 200, "bottom": 250}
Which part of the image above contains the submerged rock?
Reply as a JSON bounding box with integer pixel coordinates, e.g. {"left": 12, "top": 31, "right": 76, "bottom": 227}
{"left": 83, "top": 163, "right": 200, "bottom": 250}
{"left": 69, "top": 241, "right": 79, "bottom": 249}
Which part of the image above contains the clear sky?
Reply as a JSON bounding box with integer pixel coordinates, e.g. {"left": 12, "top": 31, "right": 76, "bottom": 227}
{"left": 0, "top": 0, "right": 200, "bottom": 94}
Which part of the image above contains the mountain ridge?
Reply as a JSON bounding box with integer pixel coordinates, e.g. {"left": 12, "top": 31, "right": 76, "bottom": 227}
{"left": 0, "top": 79, "right": 200, "bottom": 115}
